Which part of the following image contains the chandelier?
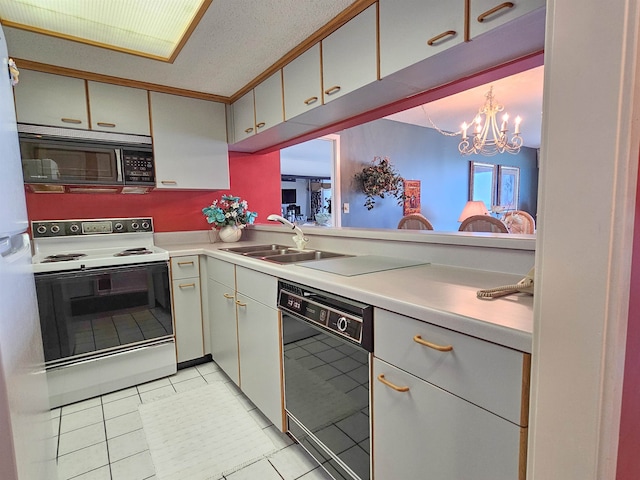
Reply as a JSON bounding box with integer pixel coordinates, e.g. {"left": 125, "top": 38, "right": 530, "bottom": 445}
{"left": 458, "top": 86, "right": 522, "bottom": 156}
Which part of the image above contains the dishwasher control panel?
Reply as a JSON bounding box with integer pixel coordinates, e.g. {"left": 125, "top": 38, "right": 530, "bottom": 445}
{"left": 277, "top": 280, "right": 373, "bottom": 351}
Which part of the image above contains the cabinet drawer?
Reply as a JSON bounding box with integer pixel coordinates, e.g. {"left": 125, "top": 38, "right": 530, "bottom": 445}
{"left": 375, "top": 308, "right": 529, "bottom": 425}
{"left": 236, "top": 266, "right": 277, "bottom": 307}
{"left": 207, "top": 257, "right": 235, "bottom": 288}
{"left": 170, "top": 256, "right": 199, "bottom": 280}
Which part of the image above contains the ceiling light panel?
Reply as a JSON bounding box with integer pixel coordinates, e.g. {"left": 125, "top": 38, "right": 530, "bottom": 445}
{"left": 0, "top": 0, "right": 208, "bottom": 60}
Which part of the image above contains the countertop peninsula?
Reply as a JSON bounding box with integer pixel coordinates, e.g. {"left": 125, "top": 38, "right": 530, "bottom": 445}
{"left": 159, "top": 239, "right": 534, "bottom": 353}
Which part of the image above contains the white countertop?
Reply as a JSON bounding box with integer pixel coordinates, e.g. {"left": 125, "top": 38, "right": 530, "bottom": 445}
{"left": 160, "top": 240, "right": 533, "bottom": 353}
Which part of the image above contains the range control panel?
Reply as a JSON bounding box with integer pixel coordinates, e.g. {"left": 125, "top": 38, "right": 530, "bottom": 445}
{"left": 31, "top": 218, "right": 154, "bottom": 238}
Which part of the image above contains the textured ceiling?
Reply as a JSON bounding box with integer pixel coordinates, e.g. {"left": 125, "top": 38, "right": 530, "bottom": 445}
{"left": 2, "top": 0, "right": 359, "bottom": 97}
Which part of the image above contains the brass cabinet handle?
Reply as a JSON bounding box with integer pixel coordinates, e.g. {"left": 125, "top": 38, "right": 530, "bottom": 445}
{"left": 477, "top": 2, "right": 514, "bottom": 22}
{"left": 235, "top": 300, "right": 247, "bottom": 307}
{"left": 161, "top": 180, "right": 177, "bottom": 185}
{"left": 256, "top": 122, "right": 266, "bottom": 129}
{"left": 427, "top": 30, "right": 457, "bottom": 46}
{"left": 61, "top": 118, "right": 82, "bottom": 124}
{"left": 304, "top": 96, "right": 318, "bottom": 105}
{"left": 177, "top": 261, "right": 194, "bottom": 266}
{"left": 223, "top": 293, "right": 234, "bottom": 299}
{"left": 324, "top": 85, "right": 341, "bottom": 95}
{"left": 413, "top": 334, "right": 453, "bottom": 352}
{"left": 178, "top": 283, "right": 195, "bottom": 289}
{"left": 377, "top": 374, "right": 410, "bottom": 392}
{"left": 244, "top": 127, "right": 254, "bottom": 134}
{"left": 96, "top": 122, "right": 116, "bottom": 128}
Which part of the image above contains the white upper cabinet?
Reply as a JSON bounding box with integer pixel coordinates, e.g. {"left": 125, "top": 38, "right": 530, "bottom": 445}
{"left": 283, "top": 44, "right": 322, "bottom": 121}
{"left": 15, "top": 70, "right": 89, "bottom": 128}
{"left": 321, "top": 4, "right": 378, "bottom": 103}
{"left": 254, "top": 71, "right": 284, "bottom": 134}
{"left": 150, "top": 92, "right": 229, "bottom": 190}
{"left": 87, "top": 81, "right": 150, "bottom": 135}
{"left": 379, "top": 0, "right": 465, "bottom": 79}
{"left": 232, "top": 90, "right": 255, "bottom": 143}
{"left": 470, "top": 0, "right": 546, "bottom": 38}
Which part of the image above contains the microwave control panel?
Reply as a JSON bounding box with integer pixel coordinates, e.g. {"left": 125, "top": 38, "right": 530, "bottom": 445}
{"left": 123, "top": 150, "right": 155, "bottom": 185}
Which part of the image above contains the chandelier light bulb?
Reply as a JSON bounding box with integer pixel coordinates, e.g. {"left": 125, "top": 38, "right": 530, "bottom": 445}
{"left": 515, "top": 116, "right": 522, "bottom": 134}
{"left": 461, "top": 122, "right": 469, "bottom": 140}
{"left": 501, "top": 113, "right": 509, "bottom": 132}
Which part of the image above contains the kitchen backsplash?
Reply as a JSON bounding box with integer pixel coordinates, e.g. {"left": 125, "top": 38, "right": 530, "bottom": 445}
{"left": 24, "top": 151, "right": 282, "bottom": 232}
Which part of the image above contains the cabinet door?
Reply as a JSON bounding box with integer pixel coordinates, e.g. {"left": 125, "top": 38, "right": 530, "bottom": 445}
{"left": 379, "top": 0, "right": 465, "bottom": 79}
{"left": 470, "top": 0, "right": 545, "bottom": 38}
{"left": 283, "top": 44, "right": 322, "bottom": 120}
{"left": 208, "top": 279, "right": 240, "bottom": 386}
{"left": 88, "top": 81, "right": 150, "bottom": 135}
{"left": 232, "top": 90, "right": 255, "bottom": 142}
{"left": 254, "top": 71, "right": 283, "bottom": 134}
{"left": 172, "top": 277, "right": 203, "bottom": 363}
{"left": 321, "top": 4, "right": 377, "bottom": 103}
{"left": 14, "top": 70, "right": 89, "bottom": 128}
{"left": 236, "top": 292, "right": 283, "bottom": 429}
{"left": 150, "top": 92, "right": 229, "bottom": 190}
{"left": 373, "top": 359, "right": 524, "bottom": 480}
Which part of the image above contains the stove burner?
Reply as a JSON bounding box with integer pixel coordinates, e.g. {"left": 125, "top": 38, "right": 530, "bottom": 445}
{"left": 114, "top": 248, "right": 153, "bottom": 257}
{"left": 42, "top": 253, "right": 87, "bottom": 263}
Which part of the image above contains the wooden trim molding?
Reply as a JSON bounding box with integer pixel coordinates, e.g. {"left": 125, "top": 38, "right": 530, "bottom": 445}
{"left": 168, "top": 0, "right": 213, "bottom": 63}
{"left": 228, "top": 0, "right": 378, "bottom": 103}
{"left": 521, "top": 352, "right": 531, "bottom": 427}
{"left": 13, "top": 58, "right": 229, "bottom": 103}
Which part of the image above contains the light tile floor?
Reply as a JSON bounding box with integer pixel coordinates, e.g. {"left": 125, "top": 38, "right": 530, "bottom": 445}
{"left": 51, "top": 361, "right": 334, "bottom": 480}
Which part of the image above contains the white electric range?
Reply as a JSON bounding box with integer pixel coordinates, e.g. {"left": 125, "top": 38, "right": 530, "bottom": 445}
{"left": 31, "top": 218, "right": 176, "bottom": 408}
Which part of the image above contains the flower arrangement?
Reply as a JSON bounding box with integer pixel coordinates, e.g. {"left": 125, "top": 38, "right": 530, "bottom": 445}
{"left": 354, "top": 156, "right": 405, "bottom": 210}
{"left": 202, "top": 195, "right": 257, "bottom": 228}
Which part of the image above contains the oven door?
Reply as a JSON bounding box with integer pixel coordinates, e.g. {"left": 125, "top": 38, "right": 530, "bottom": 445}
{"left": 35, "top": 261, "right": 172, "bottom": 366}
{"left": 282, "top": 312, "right": 371, "bottom": 480}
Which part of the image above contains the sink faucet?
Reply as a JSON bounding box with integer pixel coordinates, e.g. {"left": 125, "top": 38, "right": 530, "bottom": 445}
{"left": 267, "top": 214, "right": 309, "bottom": 250}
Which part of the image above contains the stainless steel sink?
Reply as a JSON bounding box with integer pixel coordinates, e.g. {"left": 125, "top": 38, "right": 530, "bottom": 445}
{"left": 261, "top": 250, "right": 351, "bottom": 264}
{"left": 220, "top": 244, "right": 290, "bottom": 254}
{"left": 220, "top": 244, "right": 350, "bottom": 264}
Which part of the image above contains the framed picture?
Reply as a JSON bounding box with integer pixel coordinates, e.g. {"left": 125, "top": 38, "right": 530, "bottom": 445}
{"left": 498, "top": 166, "right": 520, "bottom": 210}
{"left": 403, "top": 180, "right": 421, "bottom": 215}
{"left": 469, "top": 162, "right": 497, "bottom": 210}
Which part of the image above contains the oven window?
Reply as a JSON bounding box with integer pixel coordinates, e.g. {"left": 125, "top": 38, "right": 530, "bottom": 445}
{"left": 283, "top": 314, "right": 370, "bottom": 480}
{"left": 35, "top": 262, "right": 172, "bottom": 363}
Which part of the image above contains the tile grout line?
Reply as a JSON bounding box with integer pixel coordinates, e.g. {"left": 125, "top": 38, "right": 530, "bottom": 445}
{"left": 100, "top": 395, "right": 114, "bottom": 480}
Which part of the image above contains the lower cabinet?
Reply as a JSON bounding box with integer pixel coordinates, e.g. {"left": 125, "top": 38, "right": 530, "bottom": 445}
{"left": 207, "top": 258, "right": 239, "bottom": 385}
{"left": 373, "top": 308, "right": 529, "bottom": 479}
{"left": 170, "top": 256, "right": 204, "bottom": 363}
{"left": 373, "top": 358, "right": 524, "bottom": 480}
{"left": 236, "top": 290, "right": 282, "bottom": 428}
{"left": 207, "top": 258, "right": 283, "bottom": 429}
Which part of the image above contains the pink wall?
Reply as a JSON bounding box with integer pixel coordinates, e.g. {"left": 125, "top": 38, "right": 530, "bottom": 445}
{"left": 24, "top": 150, "right": 281, "bottom": 232}
{"left": 616, "top": 151, "right": 640, "bottom": 479}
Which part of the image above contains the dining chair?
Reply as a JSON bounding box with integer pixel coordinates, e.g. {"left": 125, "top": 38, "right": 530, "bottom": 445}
{"left": 397, "top": 213, "right": 434, "bottom": 230}
{"left": 502, "top": 210, "right": 535, "bottom": 234}
{"left": 458, "top": 215, "right": 509, "bottom": 233}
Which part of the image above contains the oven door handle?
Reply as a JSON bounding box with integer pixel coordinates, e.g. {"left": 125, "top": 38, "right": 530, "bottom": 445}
{"left": 34, "top": 260, "right": 168, "bottom": 280}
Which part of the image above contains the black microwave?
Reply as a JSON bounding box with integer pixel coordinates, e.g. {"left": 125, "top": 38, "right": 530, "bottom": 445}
{"left": 18, "top": 124, "right": 155, "bottom": 194}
